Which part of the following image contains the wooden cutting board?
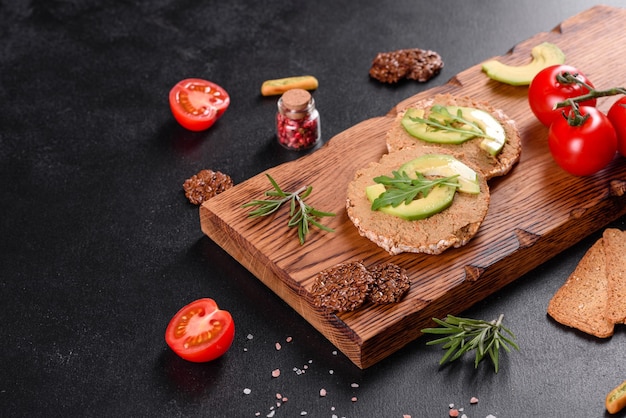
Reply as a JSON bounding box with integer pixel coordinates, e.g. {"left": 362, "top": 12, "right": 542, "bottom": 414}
{"left": 200, "top": 5, "right": 626, "bottom": 369}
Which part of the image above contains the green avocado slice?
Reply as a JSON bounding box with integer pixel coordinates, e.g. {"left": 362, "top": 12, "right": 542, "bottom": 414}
{"left": 398, "top": 154, "right": 480, "bottom": 194}
{"left": 365, "top": 183, "right": 456, "bottom": 221}
{"left": 401, "top": 106, "right": 506, "bottom": 156}
{"left": 365, "top": 154, "right": 481, "bottom": 221}
{"left": 481, "top": 42, "right": 566, "bottom": 86}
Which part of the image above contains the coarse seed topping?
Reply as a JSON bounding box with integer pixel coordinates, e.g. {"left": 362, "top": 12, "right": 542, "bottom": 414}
{"left": 367, "top": 262, "right": 411, "bottom": 304}
{"left": 310, "top": 261, "right": 372, "bottom": 312}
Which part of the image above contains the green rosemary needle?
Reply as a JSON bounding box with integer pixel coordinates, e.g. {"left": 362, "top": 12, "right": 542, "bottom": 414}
{"left": 421, "top": 314, "right": 519, "bottom": 373}
{"left": 242, "top": 174, "right": 335, "bottom": 245}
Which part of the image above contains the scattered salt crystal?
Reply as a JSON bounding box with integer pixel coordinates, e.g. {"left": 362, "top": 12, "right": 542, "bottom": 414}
{"left": 403, "top": 415, "right": 411, "bottom": 418}
{"left": 272, "top": 369, "right": 280, "bottom": 378}
{"left": 332, "top": 350, "right": 337, "bottom": 355}
{"left": 276, "top": 393, "right": 282, "bottom": 400}
{"left": 329, "top": 370, "right": 334, "bottom": 374}
{"left": 308, "top": 360, "right": 313, "bottom": 364}
{"left": 255, "top": 413, "right": 260, "bottom": 417}
{"left": 320, "top": 388, "right": 327, "bottom": 397}
{"left": 449, "top": 408, "right": 459, "bottom": 417}
{"left": 247, "top": 334, "right": 254, "bottom": 340}
{"left": 243, "top": 348, "right": 248, "bottom": 352}
{"left": 486, "top": 415, "right": 497, "bottom": 418}
{"left": 282, "top": 397, "right": 288, "bottom": 402}
{"left": 286, "top": 336, "right": 293, "bottom": 343}
{"left": 300, "top": 412, "right": 307, "bottom": 416}
{"left": 350, "top": 383, "right": 359, "bottom": 388}
{"left": 266, "top": 411, "right": 275, "bottom": 418}
{"left": 351, "top": 397, "right": 357, "bottom": 402}
{"left": 449, "top": 404, "right": 455, "bottom": 408}
{"left": 470, "top": 396, "right": 479, "bottom": 404}
{"left": 243, "top": 388, "right": 252, "bottom": 395}
{"left": 461, "top": 414, "right": 468, "bottom": 418}
{"left": 275, "top": 342, "right": 282, "bottom": 350}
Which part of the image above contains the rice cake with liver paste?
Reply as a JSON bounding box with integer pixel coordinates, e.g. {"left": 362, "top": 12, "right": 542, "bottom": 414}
{"left": 385, "top": 93, "right": 522, "bottom": 180}
{"left": 346, "top": 147, "right": 490, "bottom": 255}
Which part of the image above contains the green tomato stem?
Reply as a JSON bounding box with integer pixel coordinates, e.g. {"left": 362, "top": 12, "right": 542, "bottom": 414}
{"left": 553, "top": 73, "right": 626, "bottom": 110}
{"left": 551, "top": 72, "right": 626, "bottom": 126}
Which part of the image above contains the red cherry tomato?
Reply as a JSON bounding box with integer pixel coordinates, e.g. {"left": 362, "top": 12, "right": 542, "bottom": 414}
{"left": 169, "top": 78, "right": 230, "bottom": 131}
{"left": 607, "top": 96, "right": 626, "bottom": 157}
{"left": 165, "top": 298, "right": 235, "bottom": 362}
{"left": 548, "top": 106, "right": 617, "bottom": 176}
{"left": 528, "top": 65, "right": 596, "bottom": 127}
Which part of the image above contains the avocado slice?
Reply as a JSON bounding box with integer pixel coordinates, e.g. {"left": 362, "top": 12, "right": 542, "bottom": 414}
{"left": 365, "top": 183, "right": 456, "bottom": 221}
{"left": 398, "top": 154, "right": 481, "bottom": 194}
{"left": 401, "top": 106, "right": 506, "bottom": 156}
{"left": 402, "top": 108, "right": 474, "bottom": 144}
{"left": 481, "top": 42, "right": 565, "bottom": 86}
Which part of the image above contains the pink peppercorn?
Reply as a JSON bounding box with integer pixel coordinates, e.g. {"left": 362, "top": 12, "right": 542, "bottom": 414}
{"left": 276, "top": 89, "right": 321, "bottom": 150}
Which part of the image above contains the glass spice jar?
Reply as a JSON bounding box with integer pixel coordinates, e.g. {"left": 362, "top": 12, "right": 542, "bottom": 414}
{"left": 276, "top": 88, "right": 321, "bottom": 150}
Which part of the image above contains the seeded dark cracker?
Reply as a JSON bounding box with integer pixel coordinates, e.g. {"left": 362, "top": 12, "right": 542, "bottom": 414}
{"left": 367, "top": 263, "right": 410, "bottom": 304}
{"left": 183, "top": 169, "right": 234, "bottom": 205}
{"left": 369, "top": 48, "right": 443, "bottom": 84}
{"left": 310, "top": 261, "right": 373, "bottom": 312}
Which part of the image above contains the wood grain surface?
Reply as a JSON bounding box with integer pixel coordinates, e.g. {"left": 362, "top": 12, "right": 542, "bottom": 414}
{"left": 200, "top": 5, "right": 626, "bottom": 369}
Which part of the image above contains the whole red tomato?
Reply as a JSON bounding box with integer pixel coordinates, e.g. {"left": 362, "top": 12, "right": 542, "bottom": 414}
{"left": 169, "top": 78, "right": 230, "bottom": 131}
{"left": 607, "top": 96, "right": 626, "bottom": 157}
{"left": 165, "top": 298, "right": 235, "bottom": 362}
{"left": 528, "top": 65, "right": 596, "bottom": 127}
{"left": 548, "top": 106, "right": 617, "bottom": 176}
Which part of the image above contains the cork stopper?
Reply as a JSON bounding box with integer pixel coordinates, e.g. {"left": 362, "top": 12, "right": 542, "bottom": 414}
{"left": 281, "top": 88, "right": 311, "bottom": 111}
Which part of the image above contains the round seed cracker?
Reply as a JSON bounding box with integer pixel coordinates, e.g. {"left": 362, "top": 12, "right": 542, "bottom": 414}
{"left": 367, "top": 262, "right": 411, "bottom": 304}
{"left": 310, "top": 261, "right": 372, "bottom": 312}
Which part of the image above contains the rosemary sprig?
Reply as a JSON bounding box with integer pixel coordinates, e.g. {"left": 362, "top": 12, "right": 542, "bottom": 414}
{"left": 421, "top": 314, "right": 519, "bottom": 373}
{"left": 242, "top": 174, "right": 335, "bottom": 245}
{"left": 409, "top": 105, "right": 497, "bottom": 141}
{"left": 371, "top": 170, "right": 459, "bottom": 210}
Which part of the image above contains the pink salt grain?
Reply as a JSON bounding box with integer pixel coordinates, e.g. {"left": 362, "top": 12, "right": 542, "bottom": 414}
{"left": 272, "top": 369, "right": 280, "bottom": 378}
{"left": 449, "top": 408, "right": 459, "bottom": 417}
{"left": 351, "top": 397, "right": 357, "bottom": 402}
{"left": 319, "top": 388, "right": 327, "bottom": 397}
{"left": 275, "top": 342, "right": 282, "bottom": 350}
{"left": 470, "top": 397, "right": 479, "bottom": 404}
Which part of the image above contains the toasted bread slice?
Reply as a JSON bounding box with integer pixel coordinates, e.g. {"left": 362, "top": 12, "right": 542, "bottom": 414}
{"left": 547, "top": 239, "right": 614, "bottom": 338}
{"left": 346, "top": 147, "right": 490, "bottom": 255}
{"left": 385, "top": 94, "right": 521, "bottom": 180}
{"left": 603, "top": 228, "right": 626, "bottom": 324}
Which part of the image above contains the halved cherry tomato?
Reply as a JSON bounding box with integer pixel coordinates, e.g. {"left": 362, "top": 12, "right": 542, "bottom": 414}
{"left": 528, "top": 65, "right": 596, "bottom": 127}
{"left": 607, "top": 96, "right": 626, "bottom": 157}
{"left": 165, "top": 298, "right": 235, "bottom": 362}
{"left": 548, "top": 106, "right": 617, "bottom": 176}
{"left": 169, "top": 78, "right": 230, "bottom": 131}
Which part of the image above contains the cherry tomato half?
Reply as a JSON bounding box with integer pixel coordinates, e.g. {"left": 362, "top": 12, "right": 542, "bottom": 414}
{"left": 169, "top": 78, "right": 230, "bottom": 131}
{"left": 165, "top": 298, "right": 235, "bottom": 362}
{"left": 607, "top": 96, "right": 626, "bottom": 158}
{"left": 548, "top": 106, "right": 617, "bottom": 176}
{"left": 528, "top": 65, "right": 596, "bottom": 127}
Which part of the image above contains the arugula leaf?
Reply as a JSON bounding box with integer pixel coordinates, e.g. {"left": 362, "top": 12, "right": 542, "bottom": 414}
{"left": 371, "top": 171, "right": 459, "bottom": 210}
